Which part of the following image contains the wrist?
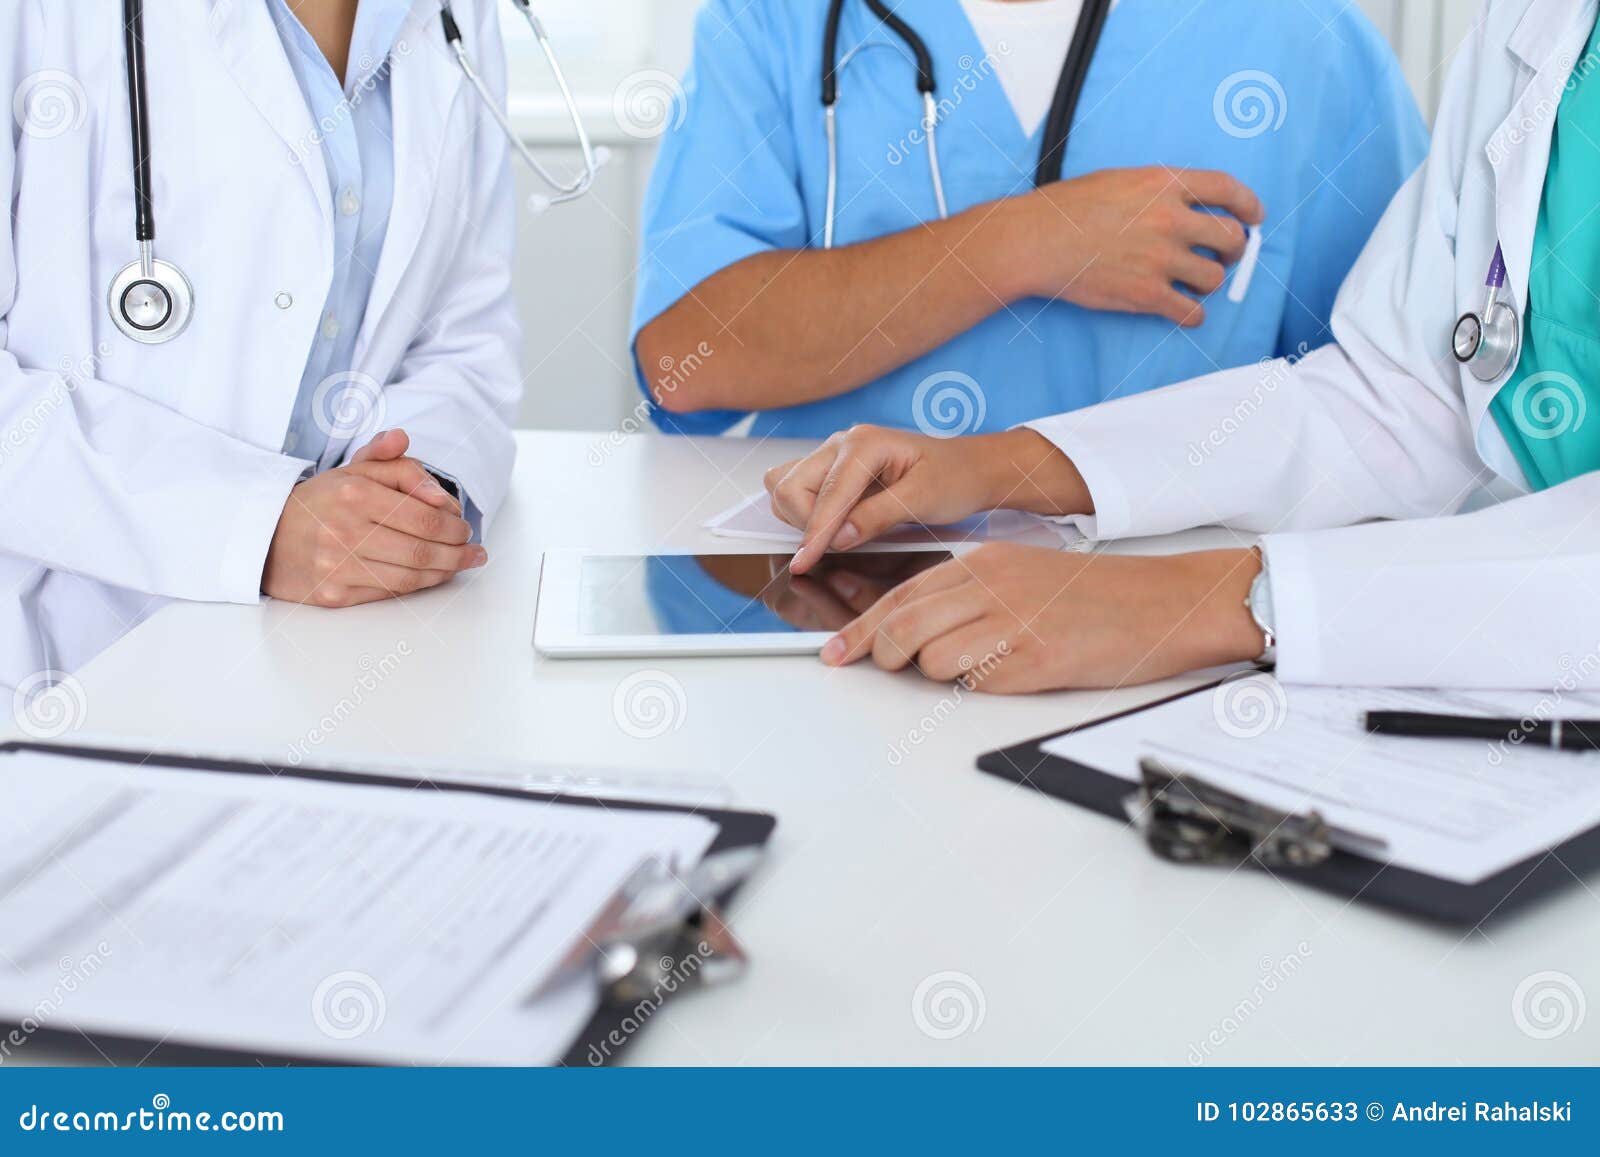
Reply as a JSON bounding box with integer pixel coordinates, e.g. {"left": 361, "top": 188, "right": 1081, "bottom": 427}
{"left": 974, "top": 429, "right": 1092, "bottom": 516}
{"left": 960, "top": 194, "right": 1043, "bottom": 303}
{"left": 1175, "top": 549, "right": 1268, "bottom": 670}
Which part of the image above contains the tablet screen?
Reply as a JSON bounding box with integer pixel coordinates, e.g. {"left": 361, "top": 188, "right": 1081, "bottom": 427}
{"left": 578, "top": 552, "right": 954, "bottom": 637}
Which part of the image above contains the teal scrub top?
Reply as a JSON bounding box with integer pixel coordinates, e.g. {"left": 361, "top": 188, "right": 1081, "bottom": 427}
{"left": 1490, "top": 18, "right": 1600, "bottom": 490}
{"left": 632, "top": 0, "right": 1428, "bottom": 438}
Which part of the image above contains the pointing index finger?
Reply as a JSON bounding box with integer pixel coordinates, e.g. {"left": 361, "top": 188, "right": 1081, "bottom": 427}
{"left": 791, "top": 452, "right": 878, "bottom": 575}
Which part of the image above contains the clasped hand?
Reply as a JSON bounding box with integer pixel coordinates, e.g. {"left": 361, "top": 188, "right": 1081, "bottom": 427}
{"left": 263, "top": 429, "right": 486, "bottom": 608}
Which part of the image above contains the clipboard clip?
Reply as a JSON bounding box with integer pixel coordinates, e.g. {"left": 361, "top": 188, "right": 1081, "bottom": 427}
{"left": 1125, "top": 758, "right": 1337, "bottom": 869}
{"left": 538, "top": 848, "right": 762, "bottom": 1005}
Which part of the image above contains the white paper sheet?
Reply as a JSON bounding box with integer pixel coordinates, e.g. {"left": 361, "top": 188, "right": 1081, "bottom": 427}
{"left": 1042, "top": 678, "right": 1600, "bottom": 884}
{"left": 0, "top": 752, "right": 717, "bottom": 1065}
{"left": 706, "top": 492, "right": 1085, "bottom": 550}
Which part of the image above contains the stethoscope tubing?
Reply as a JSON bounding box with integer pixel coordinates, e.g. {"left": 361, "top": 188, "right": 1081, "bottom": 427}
{"left": 123, "top": 0, "right": 156, "bottom": 246}
{"left": 107, "top": 1, "right": 600, "bottom": 346}
{"left": 441, "top": 0, "right": 602, "bottom": 208}
{"left": 819, "top": 0, "right": 1109, "bottom": 249}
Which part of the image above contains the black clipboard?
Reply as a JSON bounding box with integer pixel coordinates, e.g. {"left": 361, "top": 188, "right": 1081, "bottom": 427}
{"left": 976, "top": 682, "right": 1600, "bottom": 926}
{"left": 0, "top": 740, "right": 776, "bottom": 1067}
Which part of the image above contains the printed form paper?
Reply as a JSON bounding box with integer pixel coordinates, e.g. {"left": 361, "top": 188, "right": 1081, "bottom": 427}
{"left": 1042, "top": 681, "right": 1600, "bottom": 884}
{"left": 707, "top": 492, "right": 1085, "bottom": 550}
{"left": 0, "top": 752, "right": 717, "bottom": 1065}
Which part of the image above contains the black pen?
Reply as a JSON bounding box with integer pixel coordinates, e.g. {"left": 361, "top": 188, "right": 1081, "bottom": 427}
{"left": 1365, "top": 711, "right": 1600, "bottom": 752}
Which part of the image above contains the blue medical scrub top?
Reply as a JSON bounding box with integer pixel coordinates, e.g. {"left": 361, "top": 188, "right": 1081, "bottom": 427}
{"left": 631, "top": 0, "right": 1428, "bottom": 438}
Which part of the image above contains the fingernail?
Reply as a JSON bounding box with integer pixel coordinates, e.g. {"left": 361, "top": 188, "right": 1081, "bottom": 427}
{"left": 820, "top": 638, "right": 846, "bottom": 665}
{"left": 468, "top": 547, "right": 488, "bottom": 567}
{"left": 829, "top": 572, "right": 860, "bottom": 600}
{"left": 831, "top": 523, "right": 860, "bottom": 549}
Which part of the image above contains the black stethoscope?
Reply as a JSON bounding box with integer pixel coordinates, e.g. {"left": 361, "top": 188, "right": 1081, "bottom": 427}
{"left": 109, "top": 0, "right": 194, "bottom": 346}
{"left": 820, "top": 0, "right": 1111, "bottom": 249}
{"left": 109, "top": 0, "right": 601, "bottom": 346}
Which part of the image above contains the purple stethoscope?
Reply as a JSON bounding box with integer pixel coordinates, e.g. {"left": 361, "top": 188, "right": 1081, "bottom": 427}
{"left": 1452, "top": 244, "right": 1522, "bottom": 382}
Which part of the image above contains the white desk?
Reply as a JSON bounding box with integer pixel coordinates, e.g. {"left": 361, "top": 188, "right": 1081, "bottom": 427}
{"left": 51, "top": 432, "right": 1600, "bottom": 1065}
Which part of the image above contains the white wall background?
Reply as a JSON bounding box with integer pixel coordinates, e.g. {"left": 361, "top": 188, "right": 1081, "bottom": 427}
{"left": 507, "top": 0, "right": 1481, "bottom": 431}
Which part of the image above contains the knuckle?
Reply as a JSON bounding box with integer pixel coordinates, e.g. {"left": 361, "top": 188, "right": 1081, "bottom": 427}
{"left": 409, "top": 539, "right": 436, "bottom": 569}
{"left": 418, "top": 511, "right": 447, "bottom": 539}
{"left": 336, "top": 478, "right": 364, "bottom": 504}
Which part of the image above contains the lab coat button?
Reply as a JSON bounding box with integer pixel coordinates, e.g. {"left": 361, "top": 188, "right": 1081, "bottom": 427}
{"left": 321, "top": 315, "right": 341, "bottom": 340}
{"left": 339, "top": 189, "right": 361, "bottom": 217}
{"left": 274, "top": 292, "right": 294, "bottom": 310}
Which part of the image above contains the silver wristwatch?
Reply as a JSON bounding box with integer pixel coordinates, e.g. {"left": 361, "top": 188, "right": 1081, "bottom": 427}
{"left": 1245, "top": 551, "right": 1277, "bottom": 666}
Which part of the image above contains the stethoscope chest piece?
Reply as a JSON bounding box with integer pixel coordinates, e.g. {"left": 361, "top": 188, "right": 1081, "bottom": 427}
{"left": 1452, "top": 302, "right": 1520, "bottom": 382}
{"left": 1453, "top": 243, "right": 1521, "bottom": 383}
{"left": 108, "top": 250, "right": 193, "bottom": 345}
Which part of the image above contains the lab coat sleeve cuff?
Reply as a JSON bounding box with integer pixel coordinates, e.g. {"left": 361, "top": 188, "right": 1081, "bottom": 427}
{"left": 220, "top": 455, "right": 314, "bottom": 604}
{"left": 1018, "top": 414, "right": 1131, "bottom": 541}
{"left": 421, "top": 463, "right": 483, "bottom": 544}
{"left": 397, "top": 423, "right": 513, "bottom": 540}
{"left": 1256, "top": 532, "right": 1325, "bottom": 683}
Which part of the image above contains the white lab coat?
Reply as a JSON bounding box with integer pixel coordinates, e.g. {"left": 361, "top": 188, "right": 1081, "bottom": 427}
{"left": 1028, "top": 0, "right": 1600, "bottom": 690}
{"left": 0, "top": 0, "right": 521, "bottom": 701}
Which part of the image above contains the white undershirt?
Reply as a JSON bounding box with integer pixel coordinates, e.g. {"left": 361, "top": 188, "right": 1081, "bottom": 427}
{"left": 957, "top": 0, "right": 1104, "bottom": 137}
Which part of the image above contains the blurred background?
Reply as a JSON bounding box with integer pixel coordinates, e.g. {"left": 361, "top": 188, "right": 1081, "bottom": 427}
{"left": 507, "top": 0, "right": 1478, "bottom": 432}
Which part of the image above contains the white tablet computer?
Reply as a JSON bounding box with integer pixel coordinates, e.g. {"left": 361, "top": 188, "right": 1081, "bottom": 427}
{"left": 534, "top": 548, "right": 962, "bottom": 658}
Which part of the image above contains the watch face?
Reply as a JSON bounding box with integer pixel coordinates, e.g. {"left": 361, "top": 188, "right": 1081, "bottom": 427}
{"left": 1249, "top": 568, "right": 1275, "bottom": 637}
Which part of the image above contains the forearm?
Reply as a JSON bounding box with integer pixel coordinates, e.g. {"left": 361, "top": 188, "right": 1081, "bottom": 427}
{"left": 639, "top": 197, "right": 1036, "bottom": 413}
